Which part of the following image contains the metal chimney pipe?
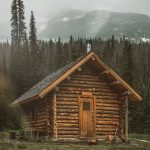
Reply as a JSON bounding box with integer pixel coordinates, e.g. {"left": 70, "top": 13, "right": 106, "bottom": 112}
{"left": 86, "top": 40, "right": 92, "bottom": 53}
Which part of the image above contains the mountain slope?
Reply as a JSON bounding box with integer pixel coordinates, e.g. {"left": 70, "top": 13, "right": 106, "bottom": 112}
{"left": 40, "top": 9, "right": 150, "bottom": 40}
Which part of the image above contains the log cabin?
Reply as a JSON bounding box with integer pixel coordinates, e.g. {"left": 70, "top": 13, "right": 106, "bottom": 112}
{"left": 12, "top": 51, "right": 142, "bottom": 142}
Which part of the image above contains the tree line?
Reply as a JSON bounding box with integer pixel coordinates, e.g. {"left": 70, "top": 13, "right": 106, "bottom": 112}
{"left": 0, "top": 0, "right": 149, "bottom": 133}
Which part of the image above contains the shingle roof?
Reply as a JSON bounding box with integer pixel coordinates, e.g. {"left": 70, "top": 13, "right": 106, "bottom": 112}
{"left": 12, "top": 51, "right": 142, "bottom": 105}
{"left": 12, "top": 53, "right": 86, "bottom": 105}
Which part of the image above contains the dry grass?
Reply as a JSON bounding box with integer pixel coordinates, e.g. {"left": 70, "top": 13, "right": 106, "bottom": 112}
{"left": 0, "top": 134, "right": 150, "bottom": 150}
{"left": 0, "top": 140, "right": 149, "bottom": 150}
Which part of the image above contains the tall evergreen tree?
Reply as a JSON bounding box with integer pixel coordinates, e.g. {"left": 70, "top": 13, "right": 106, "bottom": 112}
{"left": 142, "top": 79, "right": 150, "bottom": 133}
{"left": 10, "top": 0, "right": 27, "bottom": 97}
{"left": 122, "top": 40, "right": 142, "bottom": 133}
{"left": 18, "top": 0, "right": 27, "bottom": 46}
{"left": 11, "top": 0, "right": 27, "bottom": 48}
{"left": 29, "top": 10, "right": 38, "bottom": 54}
{"left": 122, "top": 40, "right": 135, "bottom": 86}
{"left": 11, "top": 0, "right": 18, "bottom": 47}
{"left": 147, "top": 48, "right": 150, "bottom": 78}
{"left": 55, "top": 37, "right": 62, "bottom": 68}
{"left": 29, "top": 10, "right": 42, "bottom": 86}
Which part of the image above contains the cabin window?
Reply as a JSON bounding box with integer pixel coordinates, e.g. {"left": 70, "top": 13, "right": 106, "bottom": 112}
{"left": 83, "top": 102, "right": 90, "bottom": 111}
{"left": 32, "top": 105, "right": 37, "bottom": 122}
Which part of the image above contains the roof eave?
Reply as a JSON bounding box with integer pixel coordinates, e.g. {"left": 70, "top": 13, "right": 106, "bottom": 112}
{"left": 92, "top": 53, "right": 142, "bottom": 101}
{"left": 12, "top": 51, "right": 142, "bottom": 104}
{"left": 12, "top": 95, "right": 40, "bottom": 105}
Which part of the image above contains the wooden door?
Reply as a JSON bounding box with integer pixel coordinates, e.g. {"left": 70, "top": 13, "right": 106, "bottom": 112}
{"left": 79, "top": 96, "right": 95, "bottom": 138}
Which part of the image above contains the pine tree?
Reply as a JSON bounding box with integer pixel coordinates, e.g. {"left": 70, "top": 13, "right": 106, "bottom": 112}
{"left": 68, "top": 35, "right": 73, "bottom": 62}
{"left": 122, "top": 40, "right": 135, "bottom": 86}
{"left": 122, "top": 40, "right": 142, "bottom": 133}
{"left": 143, "top": 79, "right": 150, "bottom": 133}
{"left": 29, "top": 10, "right": 38, "bottom": 54}
{"left": 55, "top": 37, "right": 62, "bottom": 68}
{"left": 147, "top": 48, "right": 150, "bottom": 78}
{"left": 28, "top": 11, "right": 43, "bottom": 86}
{"left": 11, "top": 0, "right": 18, "bottom": 47}
{"left": 11, "top": 0, "right": 27, "bottom": 47}
{"left": 18, "top": 0, "right": 27, "bottom": 46}
{"left": 2, "top": 50, "right": 7, "bottom": 75}
{"left": 10, "top": 0, "right": 27, "bottom": 97}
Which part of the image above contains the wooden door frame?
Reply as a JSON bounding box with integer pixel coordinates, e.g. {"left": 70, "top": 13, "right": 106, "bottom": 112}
{"left": 78, "top": 95, "right": 96, "bottom": 138}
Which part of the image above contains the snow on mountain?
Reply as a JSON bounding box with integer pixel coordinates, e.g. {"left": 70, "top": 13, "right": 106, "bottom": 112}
{"left": 40, "top": 9, "right": 150, "bottom": 41}
{"left": 141, "top": 37, "right": 150, "bottom": 42}
{"left": 74, "top": 14, "right": 85, "bottom": 19}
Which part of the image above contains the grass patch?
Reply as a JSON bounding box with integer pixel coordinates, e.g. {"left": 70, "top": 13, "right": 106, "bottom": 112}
{"left": 0, "top": 133, "right": 150, "bottom": 150}
{"left": 129, "top": 133, "right": 150, "bottom": 141}
{"left": 0, "top": 141, "right": 149, "bottom": 150}
{"left": 0, "top": 142, "right": 14, "bottom": 150}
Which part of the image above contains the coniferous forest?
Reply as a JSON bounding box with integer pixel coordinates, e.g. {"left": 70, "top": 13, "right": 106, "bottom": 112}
{"left": 0, "top": 0, "right": 150, "bottom": 134}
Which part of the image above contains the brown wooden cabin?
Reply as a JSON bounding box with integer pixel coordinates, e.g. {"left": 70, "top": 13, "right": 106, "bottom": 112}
{"left": 12, "top": 51, "right": 142, "bottom": 142}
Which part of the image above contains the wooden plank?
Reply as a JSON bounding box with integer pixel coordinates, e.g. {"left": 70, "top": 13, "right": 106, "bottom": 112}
{"left": 59, "top": 83, "right": 113, "bottom": 90}
{"left": 96, "top": 121, "right": 119, "bottom": 125}
{"left": 53, "top": 92, "right": 57, "bottom": 139}
{"left": 96, "top": 110, "right": 120, "bottom": 115}
{"left": 57, "top": 109, "right": 79, "bottom": 113}
{"left": 96, "top": 132, "right": 117, "bottom": 135}
{"left": 63, "top": 80, "right": 110, "bottom": 86}
{"left": 93, "top": 97, "right": 96, "bottom": 138}
{"left": 96, "top": 128, "right": 117, "bottom": 132}
{"left": 96, "top": 99, "right": 121, "bottom": 104}
{"left": 58, "top": 91, "right": 119, "bottom": 97}
{"left": 57, "top": 113, "right": 78, "bottom": 117}
{"left": 56, "top": 105, "right": 78, "bottom": 109}
{"left": 57, "top": 116, "right": 79, "bottom": 120}
{"left": 79, "top": 96, "right": 82, "bottom": 137}
{"left": 59, "top": 87, "right": 119, "bottom": 95}
{"left": 96, "top": 124, "right": 119, "bottom": 128}
{"left": 57, "top": 94, "right": 119, "bottom": 100}
{"left": 96, "top": 95, "right": 119, "bottom": 99}
{"left": 57, "top": 120, "right": 78, "bottom": 123}
{"left": 96, "top": 107, "right": 120, "bottom": 111}
{"left": 96, "top": 118, "right": 120, "bottom": 122}
{"left": 82, "top": 91, "right": 93, "bottom": 96}
{"left": 125, "top": 95, "right": 128, "bottom": 142}
{"left": 57, "top": 127, "right": 79, "bottom": 131}
{"left": 96, "top": 113, "right": 120, "bottom": 118}
{"left": 58, "top": 132, "right": 79, "bottom": 135}
{"left": 97, "top": 103, "right": 120, "bottom": 107}
{"left": 57, "top": 135, "right": 79, "bottom": 138}
{"left": 57, "top": 93, "right": 78, "bottom": 98}
{"left": 56, "top": 101, "right": 78, "bottom": 105}
{"left": 57, "top": 124, "right": 79, "bottom": 128}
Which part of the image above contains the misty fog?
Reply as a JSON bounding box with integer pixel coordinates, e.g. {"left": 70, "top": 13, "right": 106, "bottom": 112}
{"left": 1, "top": 0, "right": 150, "bottom": 41}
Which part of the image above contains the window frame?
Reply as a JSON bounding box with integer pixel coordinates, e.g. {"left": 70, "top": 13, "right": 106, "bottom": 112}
{"left": 83, "top": 101, "right": 91, "bottom": 111}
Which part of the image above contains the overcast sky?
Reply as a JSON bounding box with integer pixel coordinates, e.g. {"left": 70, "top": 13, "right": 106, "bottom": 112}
{"left": 1, "top": 0, "right": 150, "bottom": 41}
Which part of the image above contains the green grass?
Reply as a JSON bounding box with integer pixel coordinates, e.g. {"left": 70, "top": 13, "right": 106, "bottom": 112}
{"left": 0, "top": 141, "right": 150, "bottom": 150}
{"left": 129, "top": 133, "right": 150, "bottom": 141}
{"left": 0, "top": 134, "right": 150, "bottom": 150}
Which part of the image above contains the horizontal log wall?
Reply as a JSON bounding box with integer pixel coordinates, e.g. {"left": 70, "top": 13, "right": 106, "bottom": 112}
{"left": 22, "top": 93, "right": 54, "bottom": 136}
{"left": 56, "top": 61, "right": 123, "bottom": 139}
{"left": 45, "top": 93, "right": 54, "bottom": 137}
{"left": 22, "top": 101, "right": 47, "bottom": 132}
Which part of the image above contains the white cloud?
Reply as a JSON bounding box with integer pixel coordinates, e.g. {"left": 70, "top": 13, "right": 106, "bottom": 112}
{"left": 1, "top": 0, "right": 150, "bottom": 41}
{"left": 62, "top": 17, "right": 69, "bottom": 22}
